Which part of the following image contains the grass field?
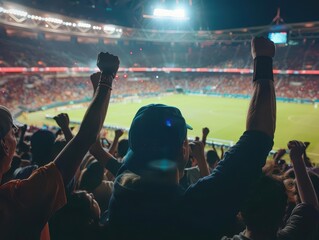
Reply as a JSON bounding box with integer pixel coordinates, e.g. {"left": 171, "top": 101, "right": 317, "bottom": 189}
{"left": 18, "top": 95, "right": 319, "bottom": 163}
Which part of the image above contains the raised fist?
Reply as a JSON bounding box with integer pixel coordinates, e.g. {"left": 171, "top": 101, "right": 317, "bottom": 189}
{"left": 202, "top": 127, "right": 210, "bottom": 137}
{"left": 53, "top": 113, "right": 70, "bottom": 130}
{"left": 96, "top": 52, "right": 120, "bottom": 77}
{"left": 90, "top": 72, "right": 101, "bottom": 93}
{"left": 287, "top": 140, "right": 305, "bottom": 162}
{"left": 251, "top": 37, "right": 275, "bottom": 59}
{"left": 115, "top": 129, "right": 124, "bottom": 138}
{"left": 20, "top": 124, "right": 28, "bottom": 133}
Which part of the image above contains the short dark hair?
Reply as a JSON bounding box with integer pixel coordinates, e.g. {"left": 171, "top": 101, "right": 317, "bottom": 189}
{"left": 50, "top": 190, "right": 101, "bottom": 239}
{"left": 241, "top": 174, "right": 287, "bottom": 234}
{"left": 117, "top": 139, "right": 129, "bottom": 158}
{"left": 206, "top": 150, "right": 219, "bottom": 166}
{"left": 31, "top": 130, "right": 55, "bottom": 166}
{"left": 79, "top": 160, "right": 104, "bottom": 192}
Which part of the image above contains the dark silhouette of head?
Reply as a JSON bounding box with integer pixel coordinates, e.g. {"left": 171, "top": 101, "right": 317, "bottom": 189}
{"left": 123, "top": 104, "right": 192, "bottom": 179}
{"left": 117, "top": 139, "right": 129, "bottom": 158}
{"left": 31, "top": 129, "right": 55, "bottom": 166}
{"left": 241, "top": 174, "right": 287, "bottom": 235}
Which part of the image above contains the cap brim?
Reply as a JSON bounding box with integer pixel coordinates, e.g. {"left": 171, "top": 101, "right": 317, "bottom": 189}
{"left": 120, "top": 148, "right": 178, "bottom": 177}
{"left": 186, "top": 123, "right": 193, "bottom": 130}
{"left": 118, "top": 149, "right": 145, "bottom": 176}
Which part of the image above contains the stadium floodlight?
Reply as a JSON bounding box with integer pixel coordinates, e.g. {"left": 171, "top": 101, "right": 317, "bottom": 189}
{"left": 152, "top": 8, "right": 188, "bottom": 20}
{"left": 28, "top": 15, "right": 43, "bottom": 21}
{"left": 63, "top": 22, "right": 73, "bottom": 26}
{"left": 77, "top": 22, "right": 91, "bottom": 28}
{"left": 7, "top": 9, "right": 28, "bottom": 17}
{"left": 45, "top": 17, "right": 63, "bottom": 24}
{"left": 104, "top": 25, "right": 116, "bottom": 32}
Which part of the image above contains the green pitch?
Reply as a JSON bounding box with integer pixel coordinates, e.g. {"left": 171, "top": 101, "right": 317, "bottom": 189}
{"left": 18, "top": 95, "right": 319, "bottom": 163}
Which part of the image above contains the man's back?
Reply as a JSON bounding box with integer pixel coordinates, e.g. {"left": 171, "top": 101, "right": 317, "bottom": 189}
{"left": 107, "top": 131, "right": 273, "bottom": 240}
{"left": 108, "top": 171, "right": 183, "bottom": 240}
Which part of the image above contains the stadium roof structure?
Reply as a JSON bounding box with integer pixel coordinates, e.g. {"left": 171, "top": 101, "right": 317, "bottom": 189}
{"left": 1, "top": 2, "right": 319, "bottom": 44}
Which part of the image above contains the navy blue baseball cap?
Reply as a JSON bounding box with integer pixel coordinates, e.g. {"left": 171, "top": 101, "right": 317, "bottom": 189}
{"left": 122, "top": 104, "right": 192, "bottom": 175}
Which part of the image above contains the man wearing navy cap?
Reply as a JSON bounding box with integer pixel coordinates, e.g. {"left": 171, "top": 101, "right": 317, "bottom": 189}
{"left": 123, "top": 103, "right": 193, "bottom": 178}
{"left": 108, "top": 37, "right": 276, "bottom": 240}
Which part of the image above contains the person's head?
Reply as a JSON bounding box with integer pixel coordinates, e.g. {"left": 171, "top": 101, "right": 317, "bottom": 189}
{"left": 31, "top": 129, "right": 55, "bottom": 166}
{"left": 50, "top": 190, "right": 101, "bottom": 240}
{"left": 241, "top": 174, "right": 288, "bottom": 235}
{"left": 0, "top": 106, "right": 18, "bottom": 176}
{"left": 51, "top": 138, "right": 67, "bottom": 160}
{"left": 117, "top": 139, "right": 129, "bottom": 158}
{"left": 123, "top": 104, "right": 192, "bottom": 180}
{"left": 284, "top": 169, "right": 319, "bottom": 204}
{"left": 206, "top": 150, "right": 219, "bottom": 169}
{"left": 79, "top": 160, "right": 104, "bottom": 192}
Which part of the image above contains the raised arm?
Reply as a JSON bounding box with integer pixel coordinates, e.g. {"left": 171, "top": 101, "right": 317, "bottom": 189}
{"left": 54, "top": 53, "right": 120, "bottom": 185}
{"left": 201, "top": 127, "right": 209, "bottom": 147}
{"left": 190, "top": 141, "right": 210, "bottom": 177}
{"left": 288, "top": 140, "right": 318, "bottom": 208}
{"left": 108, "top": 129, "right": 124, "bottom": 156}
{"left": 183, "top": 38, "right": 276, "bottom": 239}
{"left": 89, "top": 139, "right": 122, "bottom": 176}
{"left": 246, "top": 37, "right": 276, "bottom": 138}
{"left": 277, "top": 141, "right": 319, "bottom": 239}
{"left": 53, "top": 113, "right": 73, "bottom": 142}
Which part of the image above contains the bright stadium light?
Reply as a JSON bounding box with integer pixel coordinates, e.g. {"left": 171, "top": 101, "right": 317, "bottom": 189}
{"left": 62, "top": 21, "right": 73, "bottom": 26}
{"left": 7, "top": 8, "right": 28, "bottom": 17}
{"left": 152, "top": 8, "right": 188, "bottom": 20}
{"left": 77, "top": 22, "right": 91, "bottom": 28}
{"left": 104, "top": 25, "right": 116, "bottom": 32}
{"left": 45, "top": 17, "right": 63, "bottom": 24}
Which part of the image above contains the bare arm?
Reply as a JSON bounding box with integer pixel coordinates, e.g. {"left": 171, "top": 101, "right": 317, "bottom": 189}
{"left": 53, "top": 113, "right": 74, "bottom": 142}
{"left": 90, "top": 139, "right": 122, "bottom": 176}
{"left": 201, "top": 127, "right": 209, "bottom": 147}
{"left": 220, "top": 145, "right": 224, "bottom": 159}
{"left": 108, "top": 129, "right": 124, "bottom": 156}
{"left": 190, "top": 141, "right": 210, "bottom": 177}
{"left": 289, "top": 140, "right": 319, "bottom": 208}
{"left": 54, "top": 53, "right": 119, "bottom": 185}
{"left": 246, "top": 37, "right": 276, "bottom": 138}
{"left": 273, "top": 148, "right": 286, "bottom": 165}
{"left": 17, "top": 124, "right": 27, "bottom": 147}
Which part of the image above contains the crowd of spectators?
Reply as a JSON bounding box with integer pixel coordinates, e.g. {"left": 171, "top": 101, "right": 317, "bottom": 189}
{"left": 0, "top": 37, "right": 318, "bottom": 240}
{"left": 1, "top": 73, "right": 318, "bottom": 111}
{"left": 1, "top": 36, "right": 319, "bottom": 69}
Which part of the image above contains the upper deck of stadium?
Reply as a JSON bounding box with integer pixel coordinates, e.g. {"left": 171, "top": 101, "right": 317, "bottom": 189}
{"left": 1, "top": 1, "right": 319, "bottom": 43}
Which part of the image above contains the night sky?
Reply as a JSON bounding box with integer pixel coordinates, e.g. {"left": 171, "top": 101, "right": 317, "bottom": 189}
{"left": 198, "top": 0, "right": 319, "bottom": 30}
{"left": 8, "top": 0, "right": 319, "bottom": 30}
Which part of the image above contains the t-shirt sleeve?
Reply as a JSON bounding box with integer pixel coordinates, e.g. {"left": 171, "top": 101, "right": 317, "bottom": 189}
{"left": 278, "top": 203, "right": 319, "bottom": 240}
{"left": 183, "top": 131, "right": 273, "bottom": 237}
{"left": 11, "top": 162, "right": 67, "bottom": 231}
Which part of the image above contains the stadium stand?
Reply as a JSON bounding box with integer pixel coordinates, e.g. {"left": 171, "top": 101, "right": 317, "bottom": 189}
{"left": 1, "top": 36, "right": 319, "bottom": 69}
